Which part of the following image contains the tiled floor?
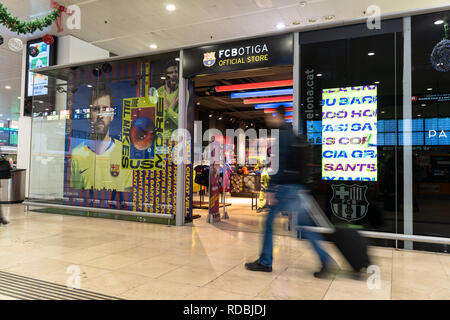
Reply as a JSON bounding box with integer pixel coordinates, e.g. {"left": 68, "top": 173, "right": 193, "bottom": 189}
{"left": 0, "top": 204, "right": 449, "bottom": 300}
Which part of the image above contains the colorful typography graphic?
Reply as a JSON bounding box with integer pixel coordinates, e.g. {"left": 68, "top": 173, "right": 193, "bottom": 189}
{"left": 322, "top": 85, "right": 378, "bottom": 182}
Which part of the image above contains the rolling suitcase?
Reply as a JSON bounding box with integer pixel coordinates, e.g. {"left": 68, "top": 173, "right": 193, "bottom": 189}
{"left": 296, "top": 192, "right": 371, "bottom": 272}
{"left": 330, "top": 227, "right": 370, "bottom": 272}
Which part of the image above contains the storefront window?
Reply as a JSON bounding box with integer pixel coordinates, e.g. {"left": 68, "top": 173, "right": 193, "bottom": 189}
{"left": 411, "top": 10, "right": 450, "bottom": 252}
{"left": 29, "top": 53, "right": 192, "bottom": 218}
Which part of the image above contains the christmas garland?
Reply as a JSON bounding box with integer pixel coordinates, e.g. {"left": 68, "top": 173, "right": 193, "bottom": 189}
{"left": 0, "top": 3, "right": 62, "bottom": 35}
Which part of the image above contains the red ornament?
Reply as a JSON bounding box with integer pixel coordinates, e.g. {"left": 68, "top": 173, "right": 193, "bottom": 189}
{"left": 43, "top": 34, "right": 55, "bottom": 45}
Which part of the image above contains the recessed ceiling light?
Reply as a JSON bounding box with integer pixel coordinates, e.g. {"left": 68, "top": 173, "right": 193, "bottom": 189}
{"left": 427, "top": 88, "right": 433, "bottom": 91}
{"left": 421, "top": 104, "right": 427, "bottom": 107}
{"left": 166, "top": 4, "right": 176, "bottom": 11}
{"left": 4, "top": 85, "right": 11, "bottom": 90}
{"left": 209, "top": 114, "right": 212, "bottom": 118}
{"left": 219, "top": 117, "right": 223, "bottom": 120}
{"left": 149, "top": 44, "right": 158, "bottom": 49}
{"left": 434, "top": 20, "right": 444, "bottom": 25}
{"left": 381, "top": 111, "right": 385, "bottom": 114}
{"left": 417, "top": 114, "right": 422, "bottom": 117}
{"left": 316, "top": 73, "right": 323, "bottom": 77}
{"left": 161, "top": 76, "right": 166, "bottom": 80}
{"left": 375, "top": 81, "right": 380, "bottom": 84}
{"left": 368, "top": 52, "right": 375, "bottom": 56}
{"left": 175, "top": 58, "right": 180, "bottom": 61}
{"left": 87, "top": 84, "right": 93, "bottom": 88}
{"left": 276, "top": 23, "right": 286, "bottom": 30}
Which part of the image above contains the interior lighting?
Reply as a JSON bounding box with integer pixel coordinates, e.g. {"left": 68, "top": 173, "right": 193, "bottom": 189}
{"left": 231, "top": 88, "right": 293, "bottom": 99}
{"left": 263, "top": 107, "right": 294, "bottom": 113}
{"left": 255, "top": 102, "right": 294, "bottom": 109}
{"left": 244, "top": 96, "right": 293, "bottom": 104}
{"left": 216, "top": 80, "right": 293, "bottom": 92}
{"left": 166, "top": 4, "right": 176, "bottom": 11}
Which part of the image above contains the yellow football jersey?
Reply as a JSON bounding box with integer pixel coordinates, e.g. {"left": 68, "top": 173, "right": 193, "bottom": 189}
{"left": 70, "top": 139, "right": 133, "bottom": 192}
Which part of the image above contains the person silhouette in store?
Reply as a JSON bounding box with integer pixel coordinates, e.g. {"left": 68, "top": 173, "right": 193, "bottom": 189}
{"left": 245, "top": 105, "right": 338, "bottom": 278}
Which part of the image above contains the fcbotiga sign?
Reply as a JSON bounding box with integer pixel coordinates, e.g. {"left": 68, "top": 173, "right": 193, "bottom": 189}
{"left": 183, "top": 34, "right": 293, "bottom": 77}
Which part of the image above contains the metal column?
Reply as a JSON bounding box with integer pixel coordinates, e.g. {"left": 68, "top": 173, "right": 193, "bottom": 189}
{"left": 176, "top": 50, "right": 187, "bottom": 227}
{"left": 293, "top": 32, "right": 301, "bottom": 134}
{"left": 403, "top": 17, "right": 414, "bottom": 249}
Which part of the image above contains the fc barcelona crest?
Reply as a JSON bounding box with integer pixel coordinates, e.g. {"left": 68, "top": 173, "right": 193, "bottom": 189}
{"left": 110, "top": 164, "right": 120, "bottom": 177}
{"left": 203, "top": 52, "right": 216, "bottom": 67}
{"left": 330, "top": 184, "right": 369, "bottom": 222}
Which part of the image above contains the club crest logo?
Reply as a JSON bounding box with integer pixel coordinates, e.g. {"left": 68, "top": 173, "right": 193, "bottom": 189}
{"left": 110, "top": 164, "right": 120, "bottom": 177}
{"left": 203, "top": 52, "right": 216, "bottom": 67}
{"left": 330, "top": 184, "right": 369, "bottom": 222}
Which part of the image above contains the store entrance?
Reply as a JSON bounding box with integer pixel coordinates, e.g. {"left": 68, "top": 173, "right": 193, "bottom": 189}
{"left": 191, "top": 65, "right": 293, "bottom": 234}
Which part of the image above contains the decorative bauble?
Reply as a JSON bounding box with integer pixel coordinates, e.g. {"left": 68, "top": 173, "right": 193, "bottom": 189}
{"left": 28, "top": 46, "right": 39, "bottom": 57}
{"left": 102, "top": 63, "right": 112, "bottom": 74}
{"left": 92, "top": 67, "right": 102, "bottom": 77}
{"left": 8, "top": 37, "right": 23, "bottom": 52}
{"left": 431, "top": 39, "right": 450, "bottom": 72}
{"left": 0, "top": 35, "right": 3, "bottom": 46}
{"left": 43, "top": 34, "right": 54, "bottom": 45}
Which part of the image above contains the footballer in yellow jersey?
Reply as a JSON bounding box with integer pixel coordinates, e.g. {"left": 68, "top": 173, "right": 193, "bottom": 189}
{"left": 71, "top": 138, "right": 132, "bottom": 192}
{"left": 70, "top": 84, "right": 133, "bottom": 192}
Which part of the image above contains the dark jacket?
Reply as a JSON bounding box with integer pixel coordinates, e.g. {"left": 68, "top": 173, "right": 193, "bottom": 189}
{"left": 267, "top": 123, "right": 312, "bottom": 191}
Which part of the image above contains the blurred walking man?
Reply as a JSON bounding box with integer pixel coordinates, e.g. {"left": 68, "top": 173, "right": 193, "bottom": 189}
{"left": 245, "top": 105, "right": 338, "bottom": 278}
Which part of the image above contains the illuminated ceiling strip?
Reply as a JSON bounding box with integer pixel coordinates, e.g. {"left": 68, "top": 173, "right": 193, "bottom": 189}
{"left": 231, "top": 89, "right": 293, "bottom": 99}
{"left": 215, "top": 80, "right": 294, "bottom": 92}
{"left": 263, "top": 107, "right": 294, "bottom": 113}
{"left": 271, "top": 112, "right": 293, "bottom": 116}
{"left": 272, "top": 112, "right": 294, "bottom": 119}
{"left": 255, "top": 102, "right": 294, "bottom": 109}
{"left": 244, "top": 96, "right": 293, "bottom": 104}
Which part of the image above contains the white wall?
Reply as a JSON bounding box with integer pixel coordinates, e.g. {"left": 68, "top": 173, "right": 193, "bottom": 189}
{"left": 57, "top": 35, "right": 109, "bottom": 65}
{"left": 17, "top": 116, "right": 31, "bottom": 196}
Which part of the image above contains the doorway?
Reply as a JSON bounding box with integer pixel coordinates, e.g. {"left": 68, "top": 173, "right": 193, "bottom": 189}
{"left": 190, "top": 65, "right": 294, "bottom": 235}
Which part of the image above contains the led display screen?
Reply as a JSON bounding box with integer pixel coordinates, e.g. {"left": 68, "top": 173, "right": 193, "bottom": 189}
{"left": 322, "top": 85, "right": 378, "bottom": 182}
{"left": 27, "top": 42, "right": 50, "bottom": 96}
